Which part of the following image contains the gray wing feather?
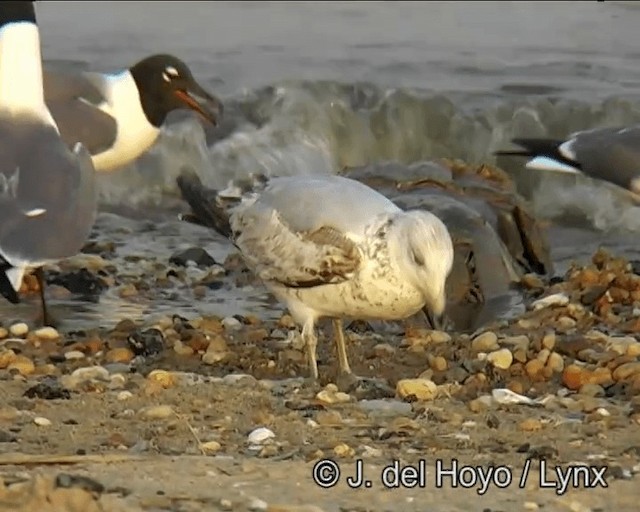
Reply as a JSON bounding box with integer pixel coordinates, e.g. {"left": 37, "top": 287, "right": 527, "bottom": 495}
{"left": 232, "top": 204, "right": 362, "bottom": 288}
{"left": 43, "top": 68, "right": 118, "bottom": 154}
{"left": 0, "top": 117, "right": 97, "bottom": 264}
{"left": 574, "top": 126, "right": 640, "bottom": 189}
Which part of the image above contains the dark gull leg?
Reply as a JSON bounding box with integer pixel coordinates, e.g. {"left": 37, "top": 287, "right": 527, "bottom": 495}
{"left": 34, "top": 267, "right": 56, "bottom": 328}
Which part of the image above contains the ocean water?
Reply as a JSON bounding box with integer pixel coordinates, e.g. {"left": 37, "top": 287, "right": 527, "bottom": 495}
{"left": 36, "top": 1, "right": 640, "bottom": 270}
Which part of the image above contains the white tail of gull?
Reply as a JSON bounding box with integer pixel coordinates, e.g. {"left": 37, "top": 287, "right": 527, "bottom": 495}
{"left": 177, "top": 172, "right": 454, "bottom": 380}
{"left": 0, "top": 1, "right": 97, "bottom": 325}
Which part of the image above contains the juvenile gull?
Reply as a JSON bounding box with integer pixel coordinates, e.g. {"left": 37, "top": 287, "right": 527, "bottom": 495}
{"left": 495, "top": 127, "right": 640, "bottom": 198}
{"left": 0, "top": 1, "right": 97, "bottom": 325}
{"left": 177, "top": 172, "right": 454, "bottom": 380}
{"left": 43, "top": 54, "right": 223, "bottom": 172}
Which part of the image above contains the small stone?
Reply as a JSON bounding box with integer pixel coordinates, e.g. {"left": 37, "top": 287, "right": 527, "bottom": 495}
{"left": 577, "top": 396, "right": 600, "bottom": 413}
{"left": 247, "top": 427, "right": 275, "bottom": 446}
{"left": 492, "top": 388, "right": 536, "bottom": 405}
{"left": 247, "top": 328, "right": 268, "bottom": 343}
{"left": 361, "top": 445, "right": 383, "bottom": 458}
{"left": 429, "top": 355, "right": 448, "bottom": 372}
{"left": 468, "top": 397, "right": 491, "bottom": 413}
{"left": 562, "top": 365, "right": 588, "bottom": 391}
{"left": 222, "top": 317, "right": 241, "bottom": 330}
{"left": 9, "top": 322, "right": 28, "bottom": 337}
{"left": 507, "top": 380, "right": 524, "bottom": 395}
{"left": 562, "top": 364, "right": 612, "bottom": 391}
{"left": 373, "top": 343, "right": 396, "bottom": 357}
{"left": 0, "top": 327, "right": 8, "bottom": 339}
{"left": 532, "top": 293, "right": 569, "bottom": 310}
{"left": 8, "top": 356, "right": 35, "bottom": 376}
{"left": 169, "top": 247, "right": 216, "bottom": 267}
{"left": 487, "top": 348, "right": 513, "bottom": 370}
{"left": 316, "top": 384, "right": 351, "bottom": 404}
{"left": 556, "top": 316, "right": 577, "bottom": 330}
{"left": 248, "top": 498, "right": 268, "bottom": 512}
{"left": 118, "top": 284, "right": 138, "bottom": 298}
{"left": 333, "top": 443, "right": 355, "bottom": 458}
{"left": 147, "top": 369, "right": 178, "bottom": 388}
{"left": 105, "top": 347, "right": 135, "bottom": 364}
{"left": 471, "top": 332, "right": 499, "bottom": 352}
{"left": 358, "top": 399, "right": 412, "bottom": 417}
{"left": 396, "top": 378, "right": 437, "bottom": 401}
{"left": 33, "top": 416, "right": 51, "bottom": 427}
{"left": 0, "top": 349, "right": 17, "bottom": 369}
{"left": 172, "top": 340, "right": 194, "bottom": 356}
{"left": 139, "top": 405, "right": 174, "bottom": 420}
{"left": 0, "top": 407, "right": 18, "bottom": 422}
{"left": 518, "top": 318, "right": 540, "bottom": 329}
{"left": 33, "top": 326, "right": 60, "bottom": 341}
{"left": 315, "top": 410, "right": 343, "bottom": 426}
{"left": 109, "top": 374, "right": 126, "bottom": 391}
{"left": 205, "top": 334, "right": 228, "bottom": 352}
{"left": 64, "top": 350, "right": 85, "bottom": 360}
{"left": 519, "top": 418, "right": 543, "bottom": 432}
{"left": 525, "top": 359, "right": 544, "bottom": 378}
{"left": 70, "top": 365, "right": 109, "bottom": 381}
{"left": 201, "top": 440, "right": 222, "bottom": 454}
{"left": 513, "top": 348, "right": 528, "bottom": 364}
{"left": 117, "top": 391, "right": 133, "bottom": 401}
{"left": 541, "top": 332, "right": 556, "bottom": 351}
{"left": 546, "top": 352, "right": 565, "bottom": 373}
{"left": 202, "top": 352, "right": 225, "bottom": 365}
{"left": 202, "top": 336, "right": 229, "bottom": 365}
{"left": 524, "top": 502, "right": 539, "bottom": 510}
{"left": 278, "top": 314, "right": 296, "bottom": 329}
{"left": 536, "top": 349, "right": 551, "bottom": 365}
{"left": 429, "top": 330, "right": 451, "bottom": 343}
{"left": 612, "top": 362, "right": 640, "bottom": 381}
{"left": 578, "top": 383, "right": 604, "bottom": 397}
{"left": 502, "top": 335, "right": 530, "bottom": 352}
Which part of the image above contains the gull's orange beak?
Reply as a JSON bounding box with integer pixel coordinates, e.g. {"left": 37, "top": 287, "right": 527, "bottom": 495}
{"left": 174, "top": 87, "right": 223, "bottom": 126}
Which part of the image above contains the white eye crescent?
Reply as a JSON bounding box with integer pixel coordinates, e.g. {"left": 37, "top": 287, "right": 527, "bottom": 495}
{"left": 162, "top": 66, "right": 180, "bottom": 82}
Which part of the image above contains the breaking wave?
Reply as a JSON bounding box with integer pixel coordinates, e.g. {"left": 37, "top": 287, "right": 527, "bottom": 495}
{"left": 97, "top": 79, "right": 640, "bottom": 232}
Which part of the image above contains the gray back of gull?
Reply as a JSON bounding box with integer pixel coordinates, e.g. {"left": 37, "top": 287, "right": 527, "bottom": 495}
{"left": 573, "top": 126, "right": 640, "bottom": 191}
{"left": 0, "top": 113, "right": 97, "bottom": 265}
{"left": 42, "top": 67, "right": 118, "bottom": 155}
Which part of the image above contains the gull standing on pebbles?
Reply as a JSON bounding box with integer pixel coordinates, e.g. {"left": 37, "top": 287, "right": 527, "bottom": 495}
{"left": 177, "top": 172, "right": 454, "bottom": 380}
{"left": 0, "top": 1, "right": 97, "bottom": 325}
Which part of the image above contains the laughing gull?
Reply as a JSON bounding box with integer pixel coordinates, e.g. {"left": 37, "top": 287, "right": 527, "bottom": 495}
{"left": 0, "top": 1, "right": 97, "bottom": 325}
{"left": 177, "top": 171, "right": 454, "bottom": 380}
{"left": 495, "top": 127, "right": 640, "bottom": 197}
{"left": 43, "top": 54, "right": 223, "bottom": 172}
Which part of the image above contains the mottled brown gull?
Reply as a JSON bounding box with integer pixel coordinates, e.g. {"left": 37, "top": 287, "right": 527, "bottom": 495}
{"left": 177, "top": 172, "right": 454, "bottom": 380}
